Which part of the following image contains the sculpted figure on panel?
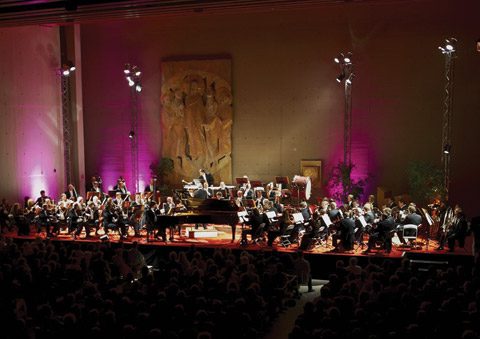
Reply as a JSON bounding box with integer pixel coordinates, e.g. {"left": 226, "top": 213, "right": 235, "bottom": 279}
{"left": 161, "top": 60, "right": 233, "bottom": 184}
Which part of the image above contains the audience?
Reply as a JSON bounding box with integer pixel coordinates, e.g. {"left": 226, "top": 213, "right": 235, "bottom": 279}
{"left": 0, "top": 237, "right": 299, "bottom": 339}
{"left": 290, "top": 257, "right": 480, "bottom": 338}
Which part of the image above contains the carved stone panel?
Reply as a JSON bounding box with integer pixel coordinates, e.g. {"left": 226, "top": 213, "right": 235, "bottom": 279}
{"left": 161, "top": 59, "right": 232, "bottom": 185}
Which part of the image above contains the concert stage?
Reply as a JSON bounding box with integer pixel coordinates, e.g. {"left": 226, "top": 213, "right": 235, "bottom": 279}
{"left": 4, "top": 224, "right": 474, "bottom": 279}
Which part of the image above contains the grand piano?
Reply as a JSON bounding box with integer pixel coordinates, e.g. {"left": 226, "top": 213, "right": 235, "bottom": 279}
{"left": 155, "top": 195, "right": 240, "bottom": 242}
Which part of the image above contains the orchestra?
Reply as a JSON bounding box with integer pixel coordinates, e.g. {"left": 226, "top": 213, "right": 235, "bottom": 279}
{"left": 0, "top": 170, "right": 471, "bottom": 255}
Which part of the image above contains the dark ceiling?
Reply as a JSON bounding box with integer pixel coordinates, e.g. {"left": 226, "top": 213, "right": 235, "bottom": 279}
{"left": 0, "top": 0, "right": 413, "bottom": 27}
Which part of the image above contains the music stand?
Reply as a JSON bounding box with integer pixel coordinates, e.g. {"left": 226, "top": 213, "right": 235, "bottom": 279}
{"left": 250, "top": 181, "right": 263, "bottom": 188}
{"left": 275, "top": 176, "right": 289, "bottom": 188}
{"left": 235, "top": 177, "right": 249, "bottom": 187}
{"left": 108, "top": 190, "right": 116, "bottom": 198}
{"left": 242, "top": 199, "right": 255, "bottom": 208}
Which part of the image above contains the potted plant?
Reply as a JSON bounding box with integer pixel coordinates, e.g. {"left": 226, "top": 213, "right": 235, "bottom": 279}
{"left": 327, "top": 160, "right": 370, "bottom": 204}
{"left": 406, "top": 162, "right": 445, "bottom": 205}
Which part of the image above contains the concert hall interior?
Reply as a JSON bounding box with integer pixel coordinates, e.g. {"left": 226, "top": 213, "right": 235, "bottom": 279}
{"left": 1, "top": 0, "right": 480, "bottom": 338}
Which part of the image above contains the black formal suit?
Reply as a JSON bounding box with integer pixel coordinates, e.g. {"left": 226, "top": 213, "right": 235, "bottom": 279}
{"left": 194, "top": 189, "right": 208, "bottom": 199}
{"left": 447, "top": 216, "right": 468, "bottom": 251}
{"left": 65, "top": 189, "right": 78, "bottom": 200}
{"left": 329, "top": 208, "right": 341, "bottom": 221}
{"left": 243, "top": 189, "right": 254, "bottom": 200}
{"left": 397, "top": 212, "right": 422, "bottom": 244}
{"left": 198, "top": 172, "right": 214, "bottom": 186}
{"left": 144, "top": 185, "right": 155, "bottom": 193}
{"left": 163, "top": 202, "right": 176, "bottom": 215}
{"left": 301, "top": 207, "right": 311, "bottom": 221}
{"left": 334, "top": 217, "right": 355, "bottom": 251}
{"left": 367, "top": 216, "right": 395, "bottom": 253}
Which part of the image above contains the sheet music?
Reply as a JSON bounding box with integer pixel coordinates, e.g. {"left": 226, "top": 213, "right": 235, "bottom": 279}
{"left": 358, "top": 215, "right": 367, "bottom": 228}
{"left": 292, "top": 213, "right": 304, "bottom": 223}
{"left": 266, "top": 211, "right": 276, "bottom": 219}
{"left": 424, "top": 212, "right": 433, "bottom": 226}
{"left": 322, "top": 214, "right": 333, "bottom": 226}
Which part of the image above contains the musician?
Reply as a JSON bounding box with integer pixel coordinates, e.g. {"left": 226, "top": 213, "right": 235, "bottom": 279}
{"left": 364, "top": 208, "right": 395, "bottom": 254}
{"left": 255, "top": 190, "right": 265, "bottom": 210}
{"left": 332, "top": 211, "right": 355, "bottom": 252}
{"left": 68, "top": 203, "right": 84, "bottom": 240}
{"left": 131, "top": 193, "right": 144, "bottom": 207}
{"left": 219, "top": 182, "right": 230, "bottom": 199}
{"left": 84, "top": 201, "right": 100, "bottom": 237}
{"left": 144, "top": 178, "right": 156, "bottom": 193}
{"left": 241, "top": 207, "right": 269, "bottom": 243}
{"left": 347, "top": 194, "right": 354, "bottom": 209}
{"left": 328, "top": 202, "right": 342, "bottom": 221}
{"left": 384, "top": 197, "right": 397, "bottom": 210}
{"left": 37, "top": 204, "right": 51, "bottom": 236}
{"left": 438, "top": 208, "right": 468, "bottom": 252}
{"left": 193, "top": 184, "right": 208, "bottom": 199}
{"left": 267, "top": 210, "right": 291, "bottom": 246}
{"left": 215, "top": 192, "right": 225, "bottom": 200}
{"left": 35, "top": 190, "right": 49, "bottom": 205}
{"left": 235, "top": 190, "right": 244, "bottom": 208}
{"left": 163, "top": 197, "right": 176, "bottom": 215}
{"left": 114, "top": 179, "right": 129, "bottom": 195}
{"left": 300, "top": 201, "right": 311, "bottom": 221}
{"left": 368, "top": 194, "right": 378, "bottom": 209}
{"left": 243, "top": 183, "right": 254, "bottom": 200}
{"left": 65, "top": 184, "right": 78, "bottom": 200}
{"left": 266, "top": 183, "right": 277, "bottom": 203}
{"left": 397, "top": 205, "right": 422, "bottom": 245}
{"left": 204, "top": 182, "right": 214, "bottom": 198}
{"left": 113, "top": 192, "right": 124, "bottom": 207}
{"left": 90, "top": 181, "right": 103, "bottom": 194}
{"left": 198, "top": 169, "right": 214, "bottom": 187}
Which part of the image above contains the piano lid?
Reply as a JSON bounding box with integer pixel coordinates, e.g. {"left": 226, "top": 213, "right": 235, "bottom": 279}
{"left": 185, "top": 196, "right": 239, "bottom": 212}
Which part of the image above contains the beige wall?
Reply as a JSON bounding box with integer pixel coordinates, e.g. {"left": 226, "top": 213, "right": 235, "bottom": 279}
{"left": 79, "top": 0, "right": 480, "bottom": 216}
{"left": 0, "top": 25, "right": 64, "bottom": 203}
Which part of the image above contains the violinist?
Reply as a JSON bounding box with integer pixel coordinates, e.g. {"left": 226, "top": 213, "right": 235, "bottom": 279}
{"left": 255, "top": 190, "right": 265, "bottom": 210}
{"left": 113, "top": 192, "right": 124, "bottom": 207}
{"left": 37, "top": 204, "right": 51, "bottom": 236}
{"left": 35, "top": 190, "right": 49, "bottom": 205}
{"left": 65, "top": 184, "right": 78, "bottom": 201}
{"left": 368, "top": 194, "right": 378, "bottom": 209}
{"left": 243, "top": 183, "right": 254, "bottom": 200}
{"left": 69, "top": 203, "right": 84, "bottom": 240}
{"left": 235, "top": 190, "right": 244, "bottom": 208}
{"left": 84, "top": 201, "right": 100, "bottom": 237}
{"left": 114, "top": 177, "right": 129, "bottom": 194}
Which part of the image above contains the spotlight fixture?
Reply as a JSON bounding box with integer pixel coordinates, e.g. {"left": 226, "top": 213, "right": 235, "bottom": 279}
{"left": 346, "top": 73, "right": 355, "bottom": 84}
{"left": 334, "top": 53, "right": 344, "bottom": 64}
{"left": 129, "top": 131, "right": 135, "bottom": 139}
{"left": 132, "top": 65, "right": 141, "bottom": 76}
{"left": 336, "top": 72, "right": 345, "bottom": 83}
{"left": 61, "top": 63, "right": 75, "bottom": 76}
{"left": 439, "top": 38, "right": 457, "bottom": 54}
{"left": 124, "top": 63, "right": 131, "bottom": 74}
{"left": 135, "top": 82, "right": 142, "bottom": 92}
{"left": 443, "top": 144, "right": 451, "bottom": 154}
{"left": 344, "top": 52, "right": 352, "bottom": 63}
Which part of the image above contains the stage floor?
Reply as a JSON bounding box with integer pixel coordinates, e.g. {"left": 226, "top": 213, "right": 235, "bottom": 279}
{"left": 3, "top": 223, "right": 473, "bottom": 258}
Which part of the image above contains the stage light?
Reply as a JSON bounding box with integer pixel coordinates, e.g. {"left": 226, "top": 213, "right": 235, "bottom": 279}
{"left": 69, "top": 66, "right": 76, "bottom": 71}
{"left": 346, "top": 73, "right": 355, "bottom": 84}
{"left": 132, "top": 65, "right": 141, "bottom": 76}
{"left": 344, "top": 52, "right": 353, "bottom": 63}
{"left": 439, "top": 38, "right": 457, "bottom": 54}
{"left": 444, "top": 144, "right": 451, "bottom": 154}
{"left": 334, "top": 53, "right": 344, "bottom": 64}
{"left": 129, "top": 131, "right": 135, "bottom": 138}
{"left": 135, "top": 82, "right": 142, "bottom": 92}
{"left": 124, "top": 63, "right": 131, "bottom": 74}
{"left": 63, "top": 69, "right": 70, "bottom": 76}
{"left": 128, "top": 78, "right": 135, "bottom": 87}
{"left": 336, "top": 72, "right": 345, "bottom": 83}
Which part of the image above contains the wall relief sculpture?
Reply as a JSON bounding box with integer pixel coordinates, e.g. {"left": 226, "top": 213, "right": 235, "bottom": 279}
{"left": 161, "top": 59, "right": 232, "bottom": 185}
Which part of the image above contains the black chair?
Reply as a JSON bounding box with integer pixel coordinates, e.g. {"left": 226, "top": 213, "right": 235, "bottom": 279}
{"left": 279, "top": 224, "right": 295, "bottom": 247}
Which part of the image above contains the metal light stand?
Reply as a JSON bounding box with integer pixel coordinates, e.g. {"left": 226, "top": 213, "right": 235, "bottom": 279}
{"left": 124, "top": 64, "right": 142, "bottom": 194}
{"left": 334, "top": 52, "right": 354, "bottom": 166}
{"left": 439, "top": 38, "right": 457, "bottom": 199}
{"left": 58, "top": 64, "right": 75, "bottom": 187}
